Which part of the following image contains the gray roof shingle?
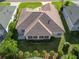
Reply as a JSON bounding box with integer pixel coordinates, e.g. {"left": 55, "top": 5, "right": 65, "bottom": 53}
{"left": 25, "top": 21, "right": 51, "bottom": 36}
{"left": 16, "top": 3, "right": 65, "bottom": 37}
{"left": 0, "top": 6, "right": 16, "bottom": 30}
{"left": 39, "top": 13, "right": 64, "bottom": 32}
{"left": 64, "top": 4, "right": 79, "bottom": 25}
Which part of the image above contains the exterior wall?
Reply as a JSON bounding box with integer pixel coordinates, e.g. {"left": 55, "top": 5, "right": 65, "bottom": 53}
{"left": 0, "top": 29, "right": 6, "bottom": 40}
{"left": 72, "top": 25, "right": 79, "bottom": 31}
{"left": 54, "top": 32, "right": 62, "bottom": 38}
{"left": 17, "top": 29, "right": 25, "bottom": 39}
{"left": 26, "top": 36, "right": 51, "bottom": 40}
{"left": 62, "top": 8, "right": 74, "bottom": 31}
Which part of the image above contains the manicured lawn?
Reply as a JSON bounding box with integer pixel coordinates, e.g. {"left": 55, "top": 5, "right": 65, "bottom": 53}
{"left": 58, "top": 35, "right": 66, "bottom": 52}
{"left": 0, "top": 2, "right": 10, "bottom": 6}
{"left": 19, "top": 2, "right": 42, "bottom": 9}
{"left": 52, "top": 2, "right": 63, "bottom": 11}
{"left": 16, "top": 2, "right": 79, "bottom": 55}
{"left": 17, "top": 38, "right": 60, "bottom": 52}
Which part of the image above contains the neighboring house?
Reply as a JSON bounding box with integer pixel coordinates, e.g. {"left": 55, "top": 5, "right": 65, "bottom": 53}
{"left": 16, "top": 3, "right": 65, "bottom": 40}
{"left": 63, "top": 4, "right": 79, "bottom": 31}
{"left": 0, "top": 6, "right": 17, "bottom": 40}
{"left": 0, "top": 0, "right": 5, "bottom": 2}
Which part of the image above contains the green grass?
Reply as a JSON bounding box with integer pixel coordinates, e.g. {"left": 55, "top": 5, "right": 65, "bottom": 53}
{"left": 0, "top": 2, "right": 10, "bottom": 6}
{"left": 18, "top": 38, "right": 60, "bottom": 52}
{"left": 58, "top": 35, "right": 66, "bottom": 52}
{"left": 52, "top": 2, "right": 63, "bottom": 11}
{"left": 19, "top": 2, "right": 42, "bottom": 9}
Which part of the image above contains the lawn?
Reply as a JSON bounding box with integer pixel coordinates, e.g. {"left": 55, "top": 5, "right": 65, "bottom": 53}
{"left": 0, "top": 2, "right": 10, "bottom": 6}
{"left": 16, "top": 1, "right": 79, "bottom": 55}
{"left": 52, "top": 2, "right": 63, "bottom": 11}
{"left": 19, "top": 2, "right": 42, "bottom": 9}
{"left": 17, "top": 38, "right": 60, "bottom": 52}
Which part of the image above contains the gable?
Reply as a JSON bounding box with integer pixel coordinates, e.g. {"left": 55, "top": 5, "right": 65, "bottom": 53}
{"left": 39, "top": 13, "right": 64, "bottom": 32}
{"left": 16, "top": 12, "right": 42, "bottom": 29}
{"left": 65, "top": 5, "right": 79, "bottom": 24}
{"left": 0, "top": 6, "right": 16, "bottom": 30}
{"left": 25, "top": 21, "right": 51, "bottom": 36}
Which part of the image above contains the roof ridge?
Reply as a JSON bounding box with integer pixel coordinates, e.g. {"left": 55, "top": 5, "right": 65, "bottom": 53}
{"left": 38, "top": 20, "right": 52, "bottom": 35}
{"left": 16, "top": 12, "right": 32, "bottom": 28}
{"left": 24, "top": 12, "right": 43, "bottom": 35}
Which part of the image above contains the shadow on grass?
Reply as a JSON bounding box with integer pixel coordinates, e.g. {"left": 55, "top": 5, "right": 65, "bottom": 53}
{"left": 17, "top": 37, "right": 60, "bottom": 52}
{"left": 59, "top": 11, "right": 79, "bottom": 44}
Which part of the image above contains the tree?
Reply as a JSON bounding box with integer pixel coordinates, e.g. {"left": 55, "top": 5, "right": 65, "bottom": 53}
{"left": 0, "top": 37, "right": 18, "bottom": 58}
{"left": 62, "top": 42, "right": 70, "bottom": 54}
{"left": 64, "top": 1, "right": 70, "bottom": 6}
{"left": 8, "top": 21, "right": 16, "bottom": 32}
{"left": 8, "top": 21, "right": 18, "bottom": 40}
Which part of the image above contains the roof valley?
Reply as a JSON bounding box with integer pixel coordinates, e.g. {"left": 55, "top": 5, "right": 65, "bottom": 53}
{"left": 24, "top": 12, "right": 43, "bottom": 35}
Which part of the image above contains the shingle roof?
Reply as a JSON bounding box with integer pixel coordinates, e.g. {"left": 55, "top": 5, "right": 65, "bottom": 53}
{"left": 16, "top": 3, "right": 65, "bottom": 36}
{"left": 0, "top": 6, "right": 16, "bottom": 30}
{"left": 16, "top": 12, "right": 41, "bottom": 29}
{"left": 40, "top": 3, "right": 65, "bottom": 31}
{"left": 39, "top": 13, "right": 63, "bottom": 32}
{"left": 25, "top": 21, "right": 51, "bottom": 36}
{"left": 64, "top": 4, "right": 79, "bottom": 25}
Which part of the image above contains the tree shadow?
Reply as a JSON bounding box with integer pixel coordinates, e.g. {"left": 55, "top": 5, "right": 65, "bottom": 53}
{"left": 17, "top": 37, "right": 60, "bottom": 52}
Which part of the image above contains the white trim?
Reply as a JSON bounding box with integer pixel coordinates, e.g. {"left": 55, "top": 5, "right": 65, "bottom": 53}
{"left": 63, "top": 9, "right": 74, "bottom": 31}
{"left": 38, "top": 20, "right": 52, "bottom": 35}
{"left": 6, "top": 5, "right": 19, "bottom": 32}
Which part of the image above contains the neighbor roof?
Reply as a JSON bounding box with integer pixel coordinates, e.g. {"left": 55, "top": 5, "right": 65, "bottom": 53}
{"left": 0, "top": 6, "right": 16, "bottom": 30}
{"left": 16, "top": 3, "right": 65, "bottom": 36}
{"left": 64, "top": 4, "right": 79, "bottom": 25}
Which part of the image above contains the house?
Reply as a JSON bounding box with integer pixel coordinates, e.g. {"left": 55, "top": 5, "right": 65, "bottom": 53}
{"left": 16, "top": 3, "right": 65, "bottom": 40}
{"left": 63, "top": 4, "right": 79, "bottom": 31}
{"left": 0, "top": 6, "right": 17, "bottom": 40}
{"left": 0, "top": 0, "right": 5, "bottom": 2}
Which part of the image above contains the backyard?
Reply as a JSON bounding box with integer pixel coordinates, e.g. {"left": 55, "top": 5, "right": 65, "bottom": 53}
{"left": 0, "top": 1, "right": 78, "bottom": 59}
{"left": 18, "top": 38, "right": 60, "bottom": 52}
{"left": 16, "top": 1, "right": 79, "bottom": 53}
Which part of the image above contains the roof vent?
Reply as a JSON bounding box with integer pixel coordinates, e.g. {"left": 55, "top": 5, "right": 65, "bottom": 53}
{"left": 48, "top": 20, "right": 50, "bottom": 24}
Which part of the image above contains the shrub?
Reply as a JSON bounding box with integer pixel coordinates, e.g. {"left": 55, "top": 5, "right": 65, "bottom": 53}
{"left": 64, "top": 1, "right": 70, "bottom": 6}
{"left": 18, "top": 50, "right": 24, "bottom": 59}
{"left": 49, "top": 50, "right": 55, "bottom": 56}
{"left": 72, "top": 47, "right": 79, "bottom": 59}
{"left": 62, "top": 42, "right": 70, "bottom": 54}
{"left": 40, "top": 50, "right": 47, "bottom": 57}
{"left": 24, "top": 51, "right": 30, "bottom": 58}
{"left": 32, "top": 50, "right": 39, "bottom": 57}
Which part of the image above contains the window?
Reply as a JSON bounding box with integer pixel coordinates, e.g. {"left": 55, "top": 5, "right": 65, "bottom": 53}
{"left": 57, "top": 33, "right": 61, "bottom": 36}
{"left": 39, "top": 36, "right": 43, "bottom": 38}
{"left": 45, "top": 36, "right": 49, "bottom": 38}
{"left": 33, "top": 36, "right": 38, "bottom": 38}
{"left": 28, "top": 36, "right": 32, "bottom": 39}
{"left": 78, "top": 27, "right": 79, "bottom": 29}
{"left": 21, "top": 29, "right": 25, "bottom": 32}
